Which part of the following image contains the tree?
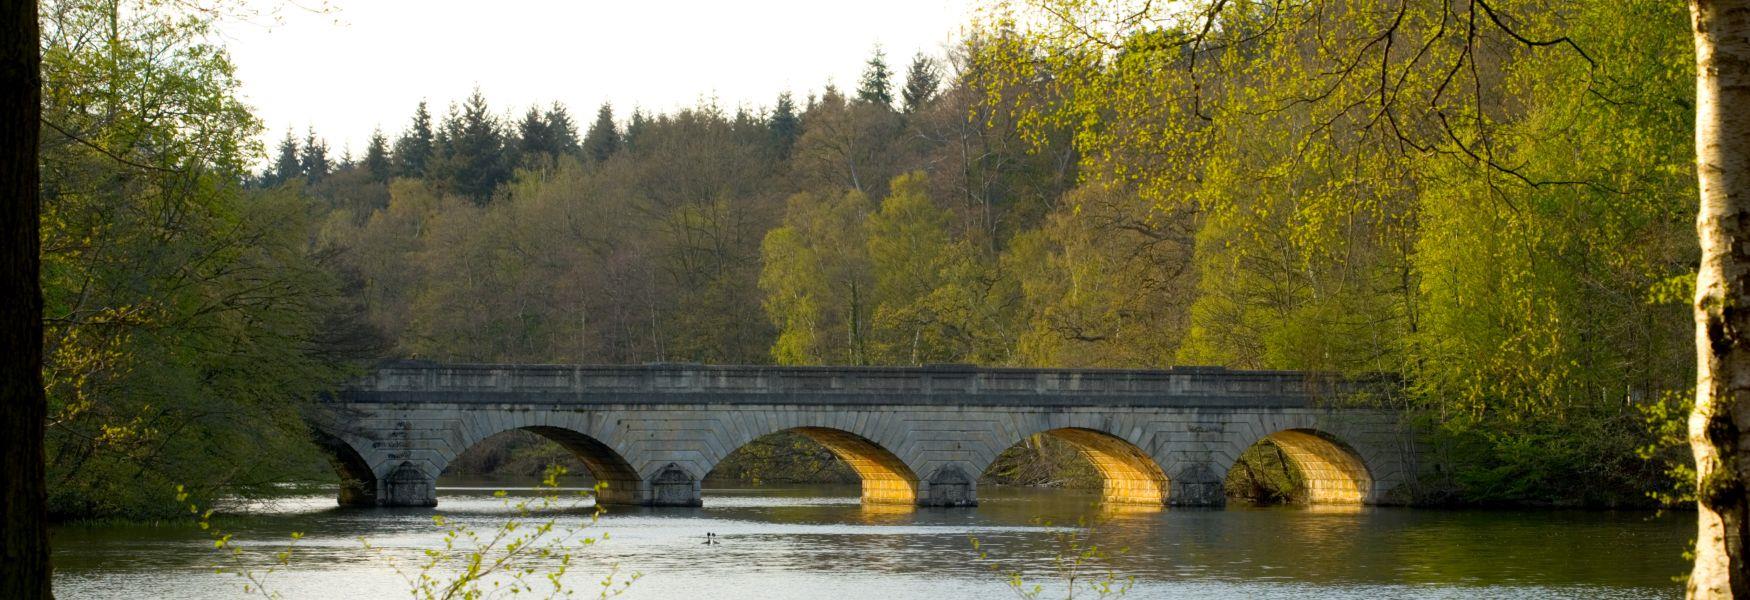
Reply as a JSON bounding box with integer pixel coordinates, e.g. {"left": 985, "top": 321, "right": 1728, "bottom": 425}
{"left": 623, "top": 107, "right": 650, "bottom": 153}
{"left": 1, "top": 0, "right": 47, "bottom": 597}
{"left": 38, "top": 0, "right": 351, "bottom": 521}
{"left": 1688, "top": 0, "right": 1750, "bottom": 595}
{"left": 300, "top": 128, "right": 330, "bottom": 183}
{"left": 433, "top": 89, "right": 509, "bottom": 204}
{"left": 761, "top": 189, "right": 875, "bottom": 365}
{"left": 792, "top": 86, "right": 905, "bottom": 196}
{"left": 901, "top": 52, "right": 941, "bottom": 114}
{"left": 769, "top": 91, "right": 801, "bottom": 159}
{"left": 515, "top": 106, "right": 552, "bottom": 166}
{"left": 583, "top": 102, "right": 620, "bottom": 163}
{"left": 972, "top": 0, "right": 1694, "bottom": 507}
{"left": 270, "top": 129, "right": 301, "bottom": 185}
{"left": 393, "top": 100, "right": 435, "bottom": 178}
{"left": 544, "top": 103, "right": 580, "bottom": 155}
{"left": 857, "top": 46, "right": 894, "bottom": 107}
{"left": 363, "top": 128, "right": 391, "bottom": 182}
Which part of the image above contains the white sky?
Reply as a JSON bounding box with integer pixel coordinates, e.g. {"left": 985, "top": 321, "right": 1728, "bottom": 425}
{"left": 220, "top": 0, "right": 977, "bottom": 160}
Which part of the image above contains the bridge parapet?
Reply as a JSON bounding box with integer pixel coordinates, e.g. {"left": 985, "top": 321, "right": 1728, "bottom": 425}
{"left": 338, "top": 363, "right": 1397, "bottom": 408}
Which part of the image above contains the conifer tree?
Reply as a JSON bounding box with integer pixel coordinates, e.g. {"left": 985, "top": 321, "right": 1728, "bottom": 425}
{"left": 363, "top": 128, "right": 391, "bottom": 182}
{"left": 901, "top": 52, "right": 941, "bottom": 114}
{"left": 393, "top": 100, "right": 435, "bottom": 178}
{"left": 770, "top": 91, "right": 801, "bottom": 159}
{"left": 624, "top": 108, "right": 649, "bottom": 153}
{"left": 438, "top": 89, "right": 508, "bottom": 204}
{"left": 516, "top": 107, "right": 552, "bottom": 165}
{"left": 544, "top": 103, "right": 580, "bottom": 155}
{"left": 270, "top": 129, "right": 301, "bottom": 185}
{"left": 857, "top": 46, "right": 894, "bottom": 108}
{"left": 583, "top": 102, "right": 620, "bottom": 163}
{"left": 300, "top": 128, "right": 330, "bottom": 183}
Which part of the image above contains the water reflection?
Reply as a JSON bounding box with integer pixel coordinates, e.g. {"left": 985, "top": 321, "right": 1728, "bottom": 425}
{"left": 51, "top": 480, "right": 1689, "bottom": 600}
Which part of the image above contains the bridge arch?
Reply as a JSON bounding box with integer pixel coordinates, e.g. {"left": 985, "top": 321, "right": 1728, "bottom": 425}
{"left": 979, "top": 427, "right": 1170, "bottom": 506}
{"left": 444, "top": 413, "right": 643, "bottom": 506}
{"left": 313, "top": 430, "right": 381, "bottom": 506}
{"left": 1226, "top": 428, "right": 1374, "bottom": 504}
{"left": 705, "top": 425, "right": 921, "bottom": 505}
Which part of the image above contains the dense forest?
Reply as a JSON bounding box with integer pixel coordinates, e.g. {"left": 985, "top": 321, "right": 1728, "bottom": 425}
{"left": 40, "top": 0, "right": 1698, "bottom": 519}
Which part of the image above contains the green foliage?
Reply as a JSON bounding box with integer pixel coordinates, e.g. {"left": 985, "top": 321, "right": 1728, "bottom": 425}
{"left": 39, "top": 0, "right": 350, "bottom": 520}
{"left": 761, "top": 172, "right": 1015, "bottom": 365}
{"left": 967, "top": 0, "right": 1697, "bottom": 505}
{"left": 365, "top": 129, "right": 393, "bottom": 182}
{"left": 857, "top": 46, "right": 895, "bottom": 107}
{"left": 394, "top": 101, "right": 436, "bottom": 178}
{"left": 901, "top": 52, "right": 941, "bottom": 114}
{"left": 433, "top": 89, "right": 510, "bottom": 204}
{"left": 582, "top": 103, "right": 619, "bottom": 163}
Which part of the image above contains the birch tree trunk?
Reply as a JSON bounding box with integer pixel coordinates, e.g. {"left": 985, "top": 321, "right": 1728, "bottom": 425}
{"left": 1692, "top": 0, "right": 1750, "bottom": 597}
{"left": 0, "top": 0, "right": 48, "bottom": 598}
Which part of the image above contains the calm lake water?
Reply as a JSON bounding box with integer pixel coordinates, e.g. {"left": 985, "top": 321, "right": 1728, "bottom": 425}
{"left": 52, "top": 479, "right": 1689, "bottom": 599}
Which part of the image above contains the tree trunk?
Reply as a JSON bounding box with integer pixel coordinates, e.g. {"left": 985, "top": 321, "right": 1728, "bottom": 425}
{"left": 1691, "top": 0, "right": 1750, "bottom": 597}
{"left": 0, "top": 0, "right": 47, "bottom": 598}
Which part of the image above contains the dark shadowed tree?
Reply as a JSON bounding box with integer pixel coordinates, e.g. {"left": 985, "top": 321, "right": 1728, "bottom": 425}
{"left": 0, "top": 0, "right": 47, "bottom": 596}
{"left": 901, "top": 52, "right": 940, "bottom": 114}
{"left": 515, "top": 107, "right": 552, "bottom": 166}
{"left": 624, "top": 107, "right": 650, "bottom": 153}
{"left": 584, "top": 102, "right": 620, "bottom": 163}
{"left": 434, "top": 89, "right": 508, "bottom": 204}
{"left": 363, "top": 128, "right": 391, "bottom": 182}
{"left": 545, "top": 103, "right": 580, "bottom": 155}
{"left": 270, "top": 129, "right": 301, "bottom": 185}
{"left": 770, "top": 91, "right": 801, "bottom": 160}
{"left": 857, "top": 46, "right": 894, "bottom": 108}
{"left": 301, "top": 128, "right": 330, "bottom": 184}
{"left": 393, "top": 100, "right": 435, "bottom": 178}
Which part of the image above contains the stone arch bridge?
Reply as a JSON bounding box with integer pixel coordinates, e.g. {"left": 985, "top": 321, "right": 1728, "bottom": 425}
{"left": 314, "top": 363, "right": 1420, "bottom": 508}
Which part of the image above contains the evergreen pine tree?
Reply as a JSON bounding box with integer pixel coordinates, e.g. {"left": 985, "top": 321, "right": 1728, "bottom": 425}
{"left": 901, "top": 52, "right": 941, "bottom": 114}
{"left": 857, "top": 46, "right": 894, "bottom": 108}
{"left": 624, "top": 108, "right": 650, "bottom": 153}
{"left": 583, "top": 102, "right": 620, "bottom": 163}
{"left": 516, "top": 107, "right": 551, "bottom": 165}
{"left": 300, "top": 128, "right": 330, "bottom": 183}
{"left": 393, "top": 101, "right": 435, "bottom": 178}
{"left": 270, "top": 129, "right": 301, "bottom": 186}
{"left": 544, "top": 103, "right": 580, "bottom": 155}
{"left": 442, "top": 89, "right": 509, "bottom": 204}
{"left": 769, "top": 91, "right": 801, "bottom": 159}
{"left": 363, "top": 128, "right": 392, "bottom": 182}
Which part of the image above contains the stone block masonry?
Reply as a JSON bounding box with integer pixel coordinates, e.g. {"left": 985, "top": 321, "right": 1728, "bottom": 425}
{"left": 313, "top": 363, "right": 1421, "bottom": 508}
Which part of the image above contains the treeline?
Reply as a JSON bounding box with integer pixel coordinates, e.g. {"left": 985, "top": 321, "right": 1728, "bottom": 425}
{"left": 292, "top": 46, "right": 1074, "bottom": 366}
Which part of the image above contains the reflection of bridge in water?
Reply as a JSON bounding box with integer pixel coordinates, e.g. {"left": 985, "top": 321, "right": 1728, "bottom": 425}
{"left": 315, "top": 362, "right": 1421, "bottom": 508}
